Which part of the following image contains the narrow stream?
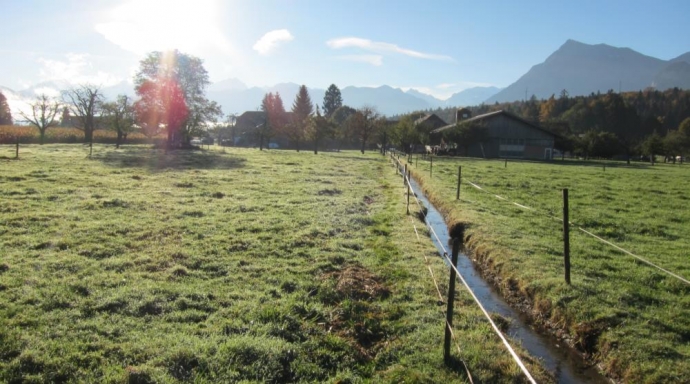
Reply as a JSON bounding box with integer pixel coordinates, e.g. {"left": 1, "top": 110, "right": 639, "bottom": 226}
{"left": 403, "top": 172, "right": 609, "bottom": 384}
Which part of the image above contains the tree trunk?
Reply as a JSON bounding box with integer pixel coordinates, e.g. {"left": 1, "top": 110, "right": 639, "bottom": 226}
{"left": 40, "top": 130, "right": 45, "bottom": 145}
{"left": 314, "top": 138, "right": 318, "bottom": 155}
{"left": 85, "top": 128, "right": 93, "bottom": 144}
{"left": 360, "top": 140, "right": 366, "bottom": 154}
{"left": 259, "top": 133, "right": 264, "bottom": 151}
{"left": 116, "top": 131, "right": 123, "bottom": 149}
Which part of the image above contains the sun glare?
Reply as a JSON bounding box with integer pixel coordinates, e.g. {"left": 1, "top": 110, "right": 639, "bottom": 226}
{"left": 95, "top": 0, "right": 230, "bottom": 56}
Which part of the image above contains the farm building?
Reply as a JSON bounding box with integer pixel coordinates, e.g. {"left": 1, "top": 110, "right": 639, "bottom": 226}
{"left": 431, "top": 109, "right": 558, "bottom": 160}
{"left": 414, "top": 113, "right": 448, "bottom": 133}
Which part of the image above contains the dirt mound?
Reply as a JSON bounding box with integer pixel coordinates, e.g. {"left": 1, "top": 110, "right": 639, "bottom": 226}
{"left": 323, "top": 265, "right": 390, "bottom": 302}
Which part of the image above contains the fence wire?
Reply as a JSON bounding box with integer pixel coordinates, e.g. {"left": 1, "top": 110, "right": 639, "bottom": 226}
{"left": 463, "top": 176, "right": 690, "bottom": 286}
{"left": 391, "top": 154, "right": 538, "bottom": 384}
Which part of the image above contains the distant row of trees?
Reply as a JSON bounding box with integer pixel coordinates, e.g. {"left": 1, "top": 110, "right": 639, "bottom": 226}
{"left": 251, "top": 84, "right": 386, "bottom": 154}
{"left": 391, "top": 88, "right": 690, "bottom": 163}
{"left": 7, "top": 50, "right": 223, "bottom": 149}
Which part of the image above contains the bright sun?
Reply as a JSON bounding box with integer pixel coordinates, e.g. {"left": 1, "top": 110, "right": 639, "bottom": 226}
{"left": 95, "top": 0, "right": 230, "bottom": 56}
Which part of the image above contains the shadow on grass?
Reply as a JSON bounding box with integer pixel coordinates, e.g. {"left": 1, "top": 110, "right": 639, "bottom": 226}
{"left": 94, "top": 148, "right": 246, "bottom": 172}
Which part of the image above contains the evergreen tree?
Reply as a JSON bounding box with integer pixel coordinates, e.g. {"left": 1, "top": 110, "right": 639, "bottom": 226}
{"left": 0, "top": 91, "right": 13, "bottom": 125}
{"left": 292, "top": 85, "right": 313, "bottom": 122}
{"left": 322, "top": 84, "right": 342, "bottom": 118}
{"left": 289, "top": 85, "right": 313, "bottom": 151}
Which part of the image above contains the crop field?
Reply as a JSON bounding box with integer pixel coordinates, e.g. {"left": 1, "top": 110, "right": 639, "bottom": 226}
{"left": 0, "top": 125, "right": 165, "bottom": 145}
{"left": 404, "top": 154, "right": 690, "bottom": 383}
{"left": 0, "top": 145, "right": 552, "bottom": 383}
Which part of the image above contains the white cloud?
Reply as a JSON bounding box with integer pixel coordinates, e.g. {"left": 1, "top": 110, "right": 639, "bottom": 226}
{"left": 336, "top": 54, "right": 383, "bottom": 66}
{"left": 327, "top": 37, "right": 453, "bottom": 61}
{"left": 95, "top": 0, "right": 234, "bottom": 57}
{"left": 253, "top": 29, "right": 294, "bottom": 55}
{"left": 37, "top": 53, "right": 121, "bottom": 87}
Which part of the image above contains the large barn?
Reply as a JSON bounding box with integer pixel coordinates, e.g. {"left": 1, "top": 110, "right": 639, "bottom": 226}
{"left": 431, "top": 110, "right": 558, "bottom": 160}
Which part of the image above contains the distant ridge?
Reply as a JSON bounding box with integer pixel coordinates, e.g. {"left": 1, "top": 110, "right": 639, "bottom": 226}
{"left": 487, "top": 39, "right": 689, "bottom": 103}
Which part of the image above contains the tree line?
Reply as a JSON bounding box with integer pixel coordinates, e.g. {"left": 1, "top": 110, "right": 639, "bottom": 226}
{"left": 392, "top": 88, "right": 690, "bottom": 163}
{"left": 7, "top": 50, "right": 222, "bottom": 149}
{"left": 246, "top": 84, "right": 387, "bottom": 154}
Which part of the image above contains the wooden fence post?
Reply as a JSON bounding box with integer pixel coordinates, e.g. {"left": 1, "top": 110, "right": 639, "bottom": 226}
{"left": 563, "top": 188, "right": 571, "bottom": 285}
{"left": 456, "top": 166, "right": 461, "bottom": 200}
{"left": 406, "top": 172, "right": 411, "bottom": 215}
{"left": 15, "top": 138, "right": 19, "bottom": 159}
{"left": 430, "top": 156, "right": 433, "bottom": 178}
{"left": 444, "top": 238, "right": 461, "bottom": 365}
{"left": 89, "top": 142, "right": 93, "bottom": 158}
{"left": 403, "top": 164, "right": 407, "bottom": 186}
{"left": 415, "top": 155, "right": 418, "bottom": 168}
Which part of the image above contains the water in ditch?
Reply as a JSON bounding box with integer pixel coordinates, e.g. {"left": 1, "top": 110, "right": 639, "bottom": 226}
{"left": 404, "top": 173, "right": 609, "bottom": 384}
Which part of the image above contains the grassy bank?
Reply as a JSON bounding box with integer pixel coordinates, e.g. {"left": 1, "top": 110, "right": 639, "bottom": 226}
{"left": 0, "top": 145, "right": 551, "bottom": 383}
{"left": 403, "top": 154, "right": 690, "bottom": 383}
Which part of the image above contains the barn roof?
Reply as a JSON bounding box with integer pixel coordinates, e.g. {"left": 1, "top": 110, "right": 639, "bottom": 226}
{"left": 414, "top": 113, "right": 447, "bottom": 127}
{"left": 431, "top": 110, "right": 557, "bottom": 137}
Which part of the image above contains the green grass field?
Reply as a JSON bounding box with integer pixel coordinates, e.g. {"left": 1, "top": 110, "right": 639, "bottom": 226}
{"left": 403, "top": 154, "right": 690, "bottom": 383}
{"left": 0, "top": 145, "right": 552, "bottom": 383}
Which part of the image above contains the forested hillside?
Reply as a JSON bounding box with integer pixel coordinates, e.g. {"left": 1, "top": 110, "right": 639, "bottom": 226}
{"left": 394, "top": 88, "right": 690, "bottom": 160}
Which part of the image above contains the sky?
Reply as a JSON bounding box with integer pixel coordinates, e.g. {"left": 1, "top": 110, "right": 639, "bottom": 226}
{"left": 1, "top": 0, "right": 689, "bottom": 100}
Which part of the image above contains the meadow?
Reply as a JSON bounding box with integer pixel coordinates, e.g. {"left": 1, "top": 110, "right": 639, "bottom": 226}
{"left": 0, "top": 144, "right": 552, "bottom": 383}
{"left": 404, "top": 154, "right": 690, "bottom": 383}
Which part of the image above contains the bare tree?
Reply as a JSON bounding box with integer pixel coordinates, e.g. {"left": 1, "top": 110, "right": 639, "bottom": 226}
{"left": 102, "top": 95, "right": 135, "bottom": 148}
{"left": 20, "top": 94, "right": 60, "bottom": 144}
{"left": 352, "top": 106, "right": 380, "bottom": 154}
{"left": 63, "top": 84, "right": 103, "bottom": 143}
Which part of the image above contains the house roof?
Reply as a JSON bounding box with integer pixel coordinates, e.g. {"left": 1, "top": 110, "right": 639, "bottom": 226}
{"left": 431, "top": 110, "right": 557, "bottom": 137}
{"left": 414, "top": 113, "right": 447, "bottom": 127}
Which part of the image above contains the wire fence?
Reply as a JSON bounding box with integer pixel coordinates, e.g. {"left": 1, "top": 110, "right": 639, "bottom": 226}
{"left": 404, "top": 151, "right": 690, "bottom": 286}
{"left": 462, "top": 172, "right": 690, "bottom": 286}
{"left": 390, "top": 153, "right": 538, "bottom": 384}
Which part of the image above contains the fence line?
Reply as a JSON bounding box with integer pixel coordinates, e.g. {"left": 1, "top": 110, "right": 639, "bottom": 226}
{"left": 462, "top": 177, "right": 690, "bottom": 286}
{"left": 391, "top": 154, "right": 538, "bottom": 384}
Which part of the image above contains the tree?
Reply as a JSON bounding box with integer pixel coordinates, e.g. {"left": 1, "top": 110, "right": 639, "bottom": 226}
{"left": 20, "top": 94, "right": 60, "bottom": 144}
{"left": 0, "top": 91, "right": 12, "bottom": 125}
{"left": 288, "top": 85, "right": 313, "bottom": 151}
{"left": 642, "top": 131, "right": 664, "bottom": 165}
{"left": 390, "top": 115, "right": 419, "bottom": 154}
{"left": 134, "top": 50, "right": 221, "bottom": 148}
{"left": 329, "top": 105, "right": 356, "bottom": 151}
{"left": 679, "top": 117, "right": 690, "bottom": 136}
{"left": 256, "top": 92, "right": 288, "bottom": 150}
{"left": 59, "top": 106, "right": 71, "bottom": 127}
{"left": 322, "top": 84, "right": 343, "bottom": 118}
{"left": 134, "top": 78, "right": 188, "bottom": 145}
{"left": 351, "top": 106, "right": 380, "bottom": 154}
{"left": 307, "top": 106, "right": 332, "bottom": 154}
{"left": 663, "top": 130, "right": 689, "bottom": 163}
{"left": 103, "top": 95, "right": 135, "bottom": 148}
{"left": 63, "top": 84, "right": 104, "bottom": 143}
{"left": 443, "top": 120, "right": 489, "bottom": 156}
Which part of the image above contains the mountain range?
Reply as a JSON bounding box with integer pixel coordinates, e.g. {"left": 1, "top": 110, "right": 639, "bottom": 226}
{"left": 2, "top": 39, "right": 689, "bottom": 118}
{"left": 486, "top": 39, "right": 690, "bottom": 103}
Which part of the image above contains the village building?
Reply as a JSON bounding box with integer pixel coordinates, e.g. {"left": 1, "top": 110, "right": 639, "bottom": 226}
{"left": 431, "top": 109, "right": 558, "bottom": 160}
